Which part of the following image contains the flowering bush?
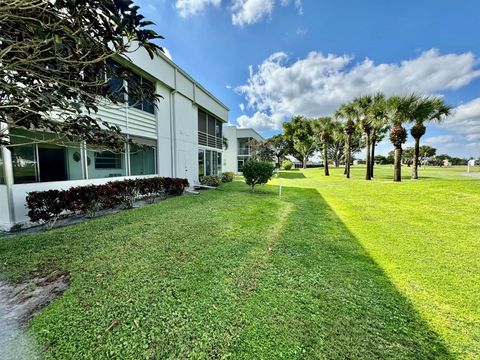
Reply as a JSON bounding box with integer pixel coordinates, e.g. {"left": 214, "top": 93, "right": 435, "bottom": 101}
{"left": 26, "top": 177, "right": 189, "bottom": 226}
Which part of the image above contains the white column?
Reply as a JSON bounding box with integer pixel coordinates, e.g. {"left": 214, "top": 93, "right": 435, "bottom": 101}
{"left": 1, "top": 123, "right": 16, "bottom": 224}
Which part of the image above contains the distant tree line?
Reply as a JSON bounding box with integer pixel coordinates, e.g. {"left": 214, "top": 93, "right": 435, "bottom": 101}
{"left": 248, "top": 93, "right": 453, "bottom": 182}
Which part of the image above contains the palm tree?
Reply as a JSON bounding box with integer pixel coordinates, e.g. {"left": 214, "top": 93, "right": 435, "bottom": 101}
{"left": 410, "top": 96, "right": 451, "bottom": 179}
{"left": 352, "top": 95, "right": 375, "bottom": 180}
{"left": 313, "top": 116, "right": 334, "bottom": 176}
{"left": 369, "top": 93, "right": 388, "bottom": 178}
{"left": 335, "top": 103, "right": 356, "bottom": 178}
{"left": 328, "top": 120, "right": 345, "bottom": 168}
{"left": 386, "top": 95, "right": 417, "bottom": 182}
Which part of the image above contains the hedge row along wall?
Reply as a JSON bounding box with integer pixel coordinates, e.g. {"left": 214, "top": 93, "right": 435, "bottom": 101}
{"left": 26, "top": 177, "right": 189, "bottom": 228}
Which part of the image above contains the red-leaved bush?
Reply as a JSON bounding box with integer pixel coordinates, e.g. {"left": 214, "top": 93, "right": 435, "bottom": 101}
{"left": 26, "top": 177, "right": 189, "bottom": 226}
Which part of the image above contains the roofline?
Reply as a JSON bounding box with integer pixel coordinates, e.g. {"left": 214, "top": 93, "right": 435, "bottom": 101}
{"left": 156, "top": 50, "right": 230, "bottom": 112}
{"left": 236, "top": 127, "right": 265, "bottom": 141}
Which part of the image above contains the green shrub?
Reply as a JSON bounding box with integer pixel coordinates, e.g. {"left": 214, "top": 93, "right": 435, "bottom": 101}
{"left": 242, "top": 160, "right": 275, "bottom": 192}
{"left": 221, "top": 172, "right": 235, "bottom": 183}
{"left": 200, "top": 175, "right": 222, "bottom": 187}
{"left": 281, "top": 160, "right": 293, "bottom": 170}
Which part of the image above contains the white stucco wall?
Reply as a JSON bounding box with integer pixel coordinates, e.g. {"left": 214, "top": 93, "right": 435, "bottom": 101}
{"left": 0, "top": 185, "right": 11, "bottom": 229}
{"left": 174, "top": 94, "right": 198, "bottom": 185}
{"left": 223, "top": 126, "right": 238, "bottom": 173}
{"left": 223, "top": 126, "right": 265, "bottom": 174}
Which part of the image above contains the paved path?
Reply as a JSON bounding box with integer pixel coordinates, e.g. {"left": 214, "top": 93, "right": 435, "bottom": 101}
{"left": 463, "top": 172, "right": 480, "bottom": 178}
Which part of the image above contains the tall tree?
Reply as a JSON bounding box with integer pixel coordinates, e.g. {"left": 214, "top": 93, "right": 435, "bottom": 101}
{"left": 283, "top": 116, "right": 317, "bottom": 169}
{"left": 0, "top": 0, "right": 162, "bottom": 150}
{"left": 266, "top": 134, "right": 288, "bottom": 168}
{"left": 352, "top": 95, "right": 375, "bottom": 180}
{"left": 313, "top": 117, "right": 334, "bottom": 176}
{"left": 386, "top": 95, "right": 416, "bottom": 182}
{"left": 369, "top": 93, "right": 388, "bottom": 178}
{"left": 327, "top": 120, "right": 345, "bottom": 168}
{"left": 335, "top": 103, "right": 356, "bottom": 178}
{"left": 410, "top": 97, "right": 451, "bottom": 179}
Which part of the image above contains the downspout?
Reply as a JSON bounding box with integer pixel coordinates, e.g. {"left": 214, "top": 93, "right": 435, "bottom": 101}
{"left": 169, "top": 69, "right": 178, "bottom": 178}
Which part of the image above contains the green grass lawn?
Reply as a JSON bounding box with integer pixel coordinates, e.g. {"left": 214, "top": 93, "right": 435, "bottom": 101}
{"left": 1, "top": 165, "right": 479, "bottom": 359}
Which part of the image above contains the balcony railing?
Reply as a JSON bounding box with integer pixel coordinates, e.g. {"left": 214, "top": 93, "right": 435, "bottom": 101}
{"left": 198, "top": 131, "right": 222, "bottom": 150}
{"left": 238, "top": 148, "right": 250, "bottom": 155}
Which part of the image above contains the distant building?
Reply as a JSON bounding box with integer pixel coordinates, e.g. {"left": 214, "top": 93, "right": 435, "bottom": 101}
{"left": 223, "top": 126, "right": 265, "bottom": 173}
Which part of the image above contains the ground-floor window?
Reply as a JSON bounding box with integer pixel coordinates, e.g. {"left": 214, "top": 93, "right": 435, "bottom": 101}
{"left": 5, "top": 128, "right": 157, "bottom": 183}
{"left": 130, "top": 144, "right": 156, "bottom": 176}
{"left": 88, "top": 148, "right": 126, "bottom": 179}
{"left": 9, "top": 128, "right": 83, "bottom": 184}
{"left": 198, "top": 148, "right": 222, "bottom": 178}
{"left": 237, "top": 155, "right": 251, "bottom": 173}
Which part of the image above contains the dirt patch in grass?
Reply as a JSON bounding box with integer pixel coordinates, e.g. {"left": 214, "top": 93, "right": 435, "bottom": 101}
{"left": 0, "top": 270, "right": 70, "bottom": 359}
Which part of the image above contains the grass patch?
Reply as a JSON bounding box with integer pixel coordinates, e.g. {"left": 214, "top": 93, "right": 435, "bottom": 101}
{"left": 0, "top": 165, "right": 478, "bottom": 358}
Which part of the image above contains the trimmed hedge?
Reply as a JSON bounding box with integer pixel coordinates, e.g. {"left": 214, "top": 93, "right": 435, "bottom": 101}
{"left": 200, "top": 175, "right": 221, "bottom": 187}
{"left": 221, "top": 172, "right": 235, "bottom": 183}
{"left": 26, "top": 177, "right": 189, "bottom": 227}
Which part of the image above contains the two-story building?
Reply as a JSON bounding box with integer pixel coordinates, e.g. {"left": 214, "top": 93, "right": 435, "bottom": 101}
{"left": 0, "top": 47, "right": 229, "bottom": 230}
{"left": 223, "top": 125, "right": 265, "bottom": 173}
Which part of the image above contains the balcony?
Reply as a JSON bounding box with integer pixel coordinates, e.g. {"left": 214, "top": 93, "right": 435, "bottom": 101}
{"left": 238, "top": 147, "right": 250, "bottom": 156}
{"left": 198, "top": 131, "right": 222, "bottom": 150}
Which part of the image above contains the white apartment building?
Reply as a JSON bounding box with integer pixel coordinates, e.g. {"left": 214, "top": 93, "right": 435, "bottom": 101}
{"left": 223, "top": 125, "right": 265, "bottom": 173}
{"left": 0, "top": 47, "right": 229, "bottom": 230}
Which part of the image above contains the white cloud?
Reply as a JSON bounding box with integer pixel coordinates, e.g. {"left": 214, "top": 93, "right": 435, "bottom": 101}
{"left": 441, "top": 98, "right": 480, "bottom": 142}
{"left": 162, "top": 47, "right": 173, "bottom": 60}
{"left": 176, "top": 0, "right": 221, "bottom": 17}
{"left": 296, "top": 27, "right": 308, "bottom": 36}
{"left": 239, "top": 103, "right": 245, "bottom": 111}
{"left": 281, "top": 0, "right": 303, "bottom": 15}
{"left": 232, "top": 0, "right": 274, "bottom": 26}
{"left": 236, "top": 49, "right": 480, "bottom": 130}
{"left": 175, "top": 0, "right": 301, "bottom": 25}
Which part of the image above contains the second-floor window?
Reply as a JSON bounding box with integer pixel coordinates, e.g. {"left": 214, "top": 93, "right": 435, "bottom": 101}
{"left": 105, "top": 60, "right": 155, "bottom": 114}
{"left": 198, "top": 109, "right": 223, "bottom": 149}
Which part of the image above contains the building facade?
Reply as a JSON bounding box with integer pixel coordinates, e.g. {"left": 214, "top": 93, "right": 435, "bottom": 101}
{"left": 223, "top": 126, "right": 265, "bottom": 174}
{"left": 0, "top": 48, "right": 228, "bottom": 230}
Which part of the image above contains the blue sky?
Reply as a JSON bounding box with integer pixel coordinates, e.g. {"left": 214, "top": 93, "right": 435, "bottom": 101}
{"left": 137, "top": 0, "right": 480, "bottom": 158}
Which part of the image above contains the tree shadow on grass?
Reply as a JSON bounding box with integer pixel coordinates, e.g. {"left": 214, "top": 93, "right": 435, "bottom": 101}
{"left": 229, "top": 185, "right": 452, "bottom": 359}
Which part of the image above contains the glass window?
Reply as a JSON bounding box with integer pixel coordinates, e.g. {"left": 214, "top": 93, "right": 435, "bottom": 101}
{"left": 212, "top": 151, "right": 218, "bottom": 175}
{"left": 11, "top": 143, "right": 38, "bottom": 184}
{"left": 88, "top": 148, "right": 126, "bottom": 179}
{"left": 37, "top": 144, "right": 68, "bottom": 182}
{"left": 215, "top": 120, "right": 222, "bottom": 138}
{"left": 8, "top": 129, "right": 83, "bottom": 183}
{"left": 0, "top": 149, "right": 5, "bottom": 184}
{"left": 106, "top": 60, "right": 125, "bottom": 103}
{"left": 238, "top": 159, "right": 244, "bottom": 173}
{"left": 205, "top": 150, "right": 212, "bottom": 176}
{"left": 198, "top": 149, "right": 204, "bottom": 177}
{"left": 95, "top": 151, "right": 122, "bottom": 169}
{"left": 130, "top": 144, "right": 156, "bottom": 175}
{"left": 207, "top": 115, "right": 215, "bottom": 136}
{"left": 217, "top": 152, "right": 222, "bottom": 175}
{"left": 128, "top": 74, "right": 155, "bottom": 114}
{"left": 198, "top": 110, "right": 207, "bottom": 133}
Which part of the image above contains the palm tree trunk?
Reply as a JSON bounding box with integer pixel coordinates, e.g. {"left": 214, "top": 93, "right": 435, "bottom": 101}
{"left": 412, "top": 136, "right": 420, "bottom": 179}
{"left": 370, "top": 138, "right": 376, "bottom": 178}
{"left": 365, "top": 131, "right": 372, "bottom": 180}
{"left": 324, "top": 145, "right": 329, "bottom": 176}
{"left": 394, "top": 146, "right": 402, "bottom": 182}
{"left": 345, "top": 134, "right": 351, "bottom": 178}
